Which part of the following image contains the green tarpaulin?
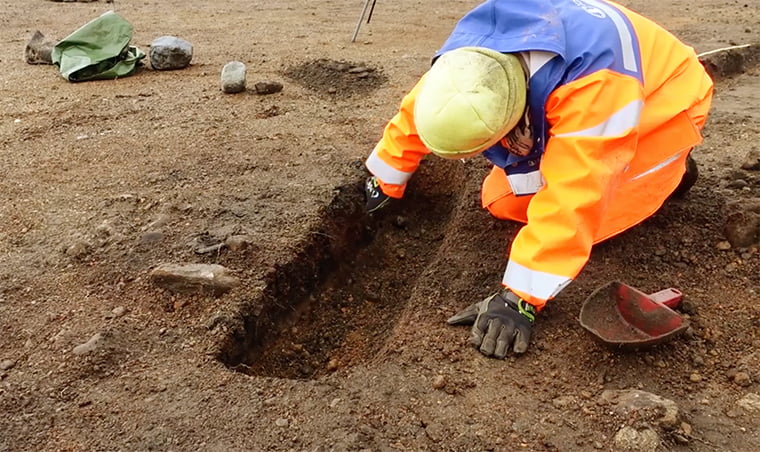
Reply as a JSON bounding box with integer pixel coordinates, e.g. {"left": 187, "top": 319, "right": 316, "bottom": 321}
{"left": 52, "top": 11, "right": 145, "bottom": 82}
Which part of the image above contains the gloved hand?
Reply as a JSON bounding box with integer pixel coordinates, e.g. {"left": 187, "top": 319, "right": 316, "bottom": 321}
{"left": 365, "top": 176, "right": 392, "bottom": 213}
{"left": 447, "top": 288, "right": 536, "bottom": 358}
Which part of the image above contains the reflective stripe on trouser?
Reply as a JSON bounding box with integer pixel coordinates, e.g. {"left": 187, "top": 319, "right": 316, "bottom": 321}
{"left": 365, "top": 147, "right": 416, "bottom": 198}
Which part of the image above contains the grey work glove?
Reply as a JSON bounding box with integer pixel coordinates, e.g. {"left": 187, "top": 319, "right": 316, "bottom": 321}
{"left": 447, "top": 289, "right": 536, "bottom": 358}
{"left": 365, "top": 176, "right": 392, "bottom": 213}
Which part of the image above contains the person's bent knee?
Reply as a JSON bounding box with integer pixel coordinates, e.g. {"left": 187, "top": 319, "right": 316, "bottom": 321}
{"left": 485, "top": 195, "right": 530, "bottom": 223}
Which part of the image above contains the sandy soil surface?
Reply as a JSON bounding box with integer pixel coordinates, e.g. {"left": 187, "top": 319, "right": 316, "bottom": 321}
{"left": 0, "top": 1, "right": 758, "bottom": 451}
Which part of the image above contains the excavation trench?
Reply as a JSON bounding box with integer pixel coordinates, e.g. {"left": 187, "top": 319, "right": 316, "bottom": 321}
{"left": 220, "top": 160, "right": 465, "bottom": 379}
{"left": 217, "top": 44, "right": 760, "bottom": 380}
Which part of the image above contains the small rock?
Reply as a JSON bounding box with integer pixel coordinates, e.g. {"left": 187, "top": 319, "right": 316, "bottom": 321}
{"left": 140, "top": 231, "right": 164, "bottom": 245}
{"left": 150, "top": 36, "right": 193, "bottom": 70}
{"left": 689, "top": 372, "right": 703, "bottom": 382}
{"left": 0, "top": 359, "right": 16, "bottom": 371}
{"left": 726, "top": 408, "right": 743, "bottom": 418}
{"left": 275, "top": 418, "right": 289, "bottom": 427}
{"left": 221, "top": 61, "right": 246, "bottom": 94}
{"left": 740, "top": 149, "right": 760, "bottom": 171}
{"left": 194, "top": 243, "right": 225, "bottom": 255}
{"left": 254, "top": 81, "right": 283, "bottom": 95}
{"left": 737, "top": 393, "right": 760, "bottom": 412}
{"left": 723, "top": 199, "right": 760, "bottom": 248}
{"left": 733, "top": 371, "right": 752, "bottom": 387}
{"left": 673, "top": 433, "right": 689, "bottom": 445}
{"left": 432, "top": 375, "right": 447, "bottom": 390}
{"left": 150, "top": 263, "right": 240, "bottom": 295}
{"left": 716, "top": 241, "right": 732, "bottom": 251}
{"left": 613, "top": 426, "right": 660, "bottom": 452}
{"left": 326, "top": 358, "right": 340, "bottom": 372}
{"left": 680, "top": 421, "right": 693, "bottom": 436}
{"left": 65, "top": 240, "right": 90, "bottom": 259}
{"left": 393, "top": 216, "right": 408, "bottom": 229}
{"left": 225, "top": 235, "right": 251, "bottom": 252}
{"left": 600, "top": 389, "right": 680, "bottom": 429}
{"left": 25, "top": 30, "right": 57, "bottom": 65}
{"left": 726, "top": 179, "right": 749, "bottom": 189}
{"left": 73, "top": 333, "right": 103, "bottom": 355}
{"left": 681, "top": 299, "right": 698, "bottom": 315}
{"left": 552, "top": 395, "right": 576, "bottom": 408}
{"left": 112, "top": 306, "right": 126, "bottom": 317}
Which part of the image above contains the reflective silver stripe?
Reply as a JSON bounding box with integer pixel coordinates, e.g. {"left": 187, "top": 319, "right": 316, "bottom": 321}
{"left": 556, "top": 99, "right": 642, "bottom": 138}
{"left": 584, "top": 0, "right": 638, "bottom": 73}
{"left": 365, "top": 148, "right": 414, "bottom": 185}
{"left": 507, "top": 170, "right": 545, "bottom": 195}
{"left": 630, "top": 152, "right": 683, "bottom": 181}
{"left": 502, "top": 260, "right": 573, "bottom": 300}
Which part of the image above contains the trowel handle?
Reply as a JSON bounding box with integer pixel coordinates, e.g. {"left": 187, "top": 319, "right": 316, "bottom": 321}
{"left": 648, "top": 288, "right": 684, "bottom": 308}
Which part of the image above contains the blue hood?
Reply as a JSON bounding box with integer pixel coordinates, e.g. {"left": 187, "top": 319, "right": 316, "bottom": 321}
{"left": 436, "top": 0, "right": 567, "bottom": 58}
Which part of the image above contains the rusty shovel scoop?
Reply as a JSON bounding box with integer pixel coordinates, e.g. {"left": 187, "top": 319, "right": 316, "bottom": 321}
{"left": 579, "top": 281, "right": 690, "bottom": 349}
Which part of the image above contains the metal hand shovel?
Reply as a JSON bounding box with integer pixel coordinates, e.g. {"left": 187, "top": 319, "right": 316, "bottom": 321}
{"left": 579, "top": 281, "right": 690, "bottom": 349}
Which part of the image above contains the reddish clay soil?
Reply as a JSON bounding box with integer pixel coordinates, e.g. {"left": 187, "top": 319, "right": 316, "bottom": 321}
{"left": 0, "top": 1, "right": 758, "bottom": 451}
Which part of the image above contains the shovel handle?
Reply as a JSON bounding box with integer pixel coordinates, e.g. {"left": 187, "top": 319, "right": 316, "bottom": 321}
{"left": 648, "top": 288, "right": 683, "bottom": 308}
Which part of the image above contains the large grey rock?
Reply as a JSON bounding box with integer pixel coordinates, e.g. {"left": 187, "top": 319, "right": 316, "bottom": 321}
{"left": 221, "top": 61, "right": 246, "bottom": 94}
{"left": 150, "top": 263, "right": 240, "bottom": 295}
{"left": 150, "top": 36, "right": 193, "bottom": 70}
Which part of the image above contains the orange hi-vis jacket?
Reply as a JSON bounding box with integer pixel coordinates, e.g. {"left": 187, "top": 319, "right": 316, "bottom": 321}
{"left": 364, "top": 0, "right": 713, "bottom": 310}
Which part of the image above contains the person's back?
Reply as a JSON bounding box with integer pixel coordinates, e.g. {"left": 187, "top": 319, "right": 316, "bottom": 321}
{"left": 364, "top": 0, "right": 714, "bottom": 358}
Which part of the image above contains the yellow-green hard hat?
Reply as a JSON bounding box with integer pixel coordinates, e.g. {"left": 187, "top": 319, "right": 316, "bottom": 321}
{"left": 414, "top": 47, "right": 527, "bottom": 159}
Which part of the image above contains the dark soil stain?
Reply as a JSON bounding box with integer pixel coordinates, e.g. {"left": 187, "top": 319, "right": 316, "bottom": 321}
{"left": 283, "top": 58, "right": 388, "bottom": 98}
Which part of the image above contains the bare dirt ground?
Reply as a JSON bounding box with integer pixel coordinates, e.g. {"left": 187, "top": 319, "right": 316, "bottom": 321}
{"left": 1, "top": 1, "right": 759, "bottom": 451}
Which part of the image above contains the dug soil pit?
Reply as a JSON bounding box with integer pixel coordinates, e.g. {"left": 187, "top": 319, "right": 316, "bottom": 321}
{"left": 283, "top": 58, "right": 388, "bottom": 98}
{"left": 222, "top": 160, "right": 464, "bottom": 379}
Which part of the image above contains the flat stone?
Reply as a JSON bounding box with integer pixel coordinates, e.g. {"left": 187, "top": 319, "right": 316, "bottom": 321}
{"left": 150, "top": 36, "right": 193, "bottom": 70}
{"left": 737, "top": 393, "right": 760, "bottom": 412}
{"left": 0, "top": 359, "right": 16, "bottom": 371}
{"left": 73, "top": 333, "right": 103, "bottom": 355}
{"left": 254, "top": 81, "right": 283, "bottom": 95}
{"left": 600, "top": 389, "right": 680, "bottom": 429}
{"left": 221, "top": 61, "right": 246, "bottom": 94}
{"left": 150, "top": 263, "right": 240, "bottom": 295}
